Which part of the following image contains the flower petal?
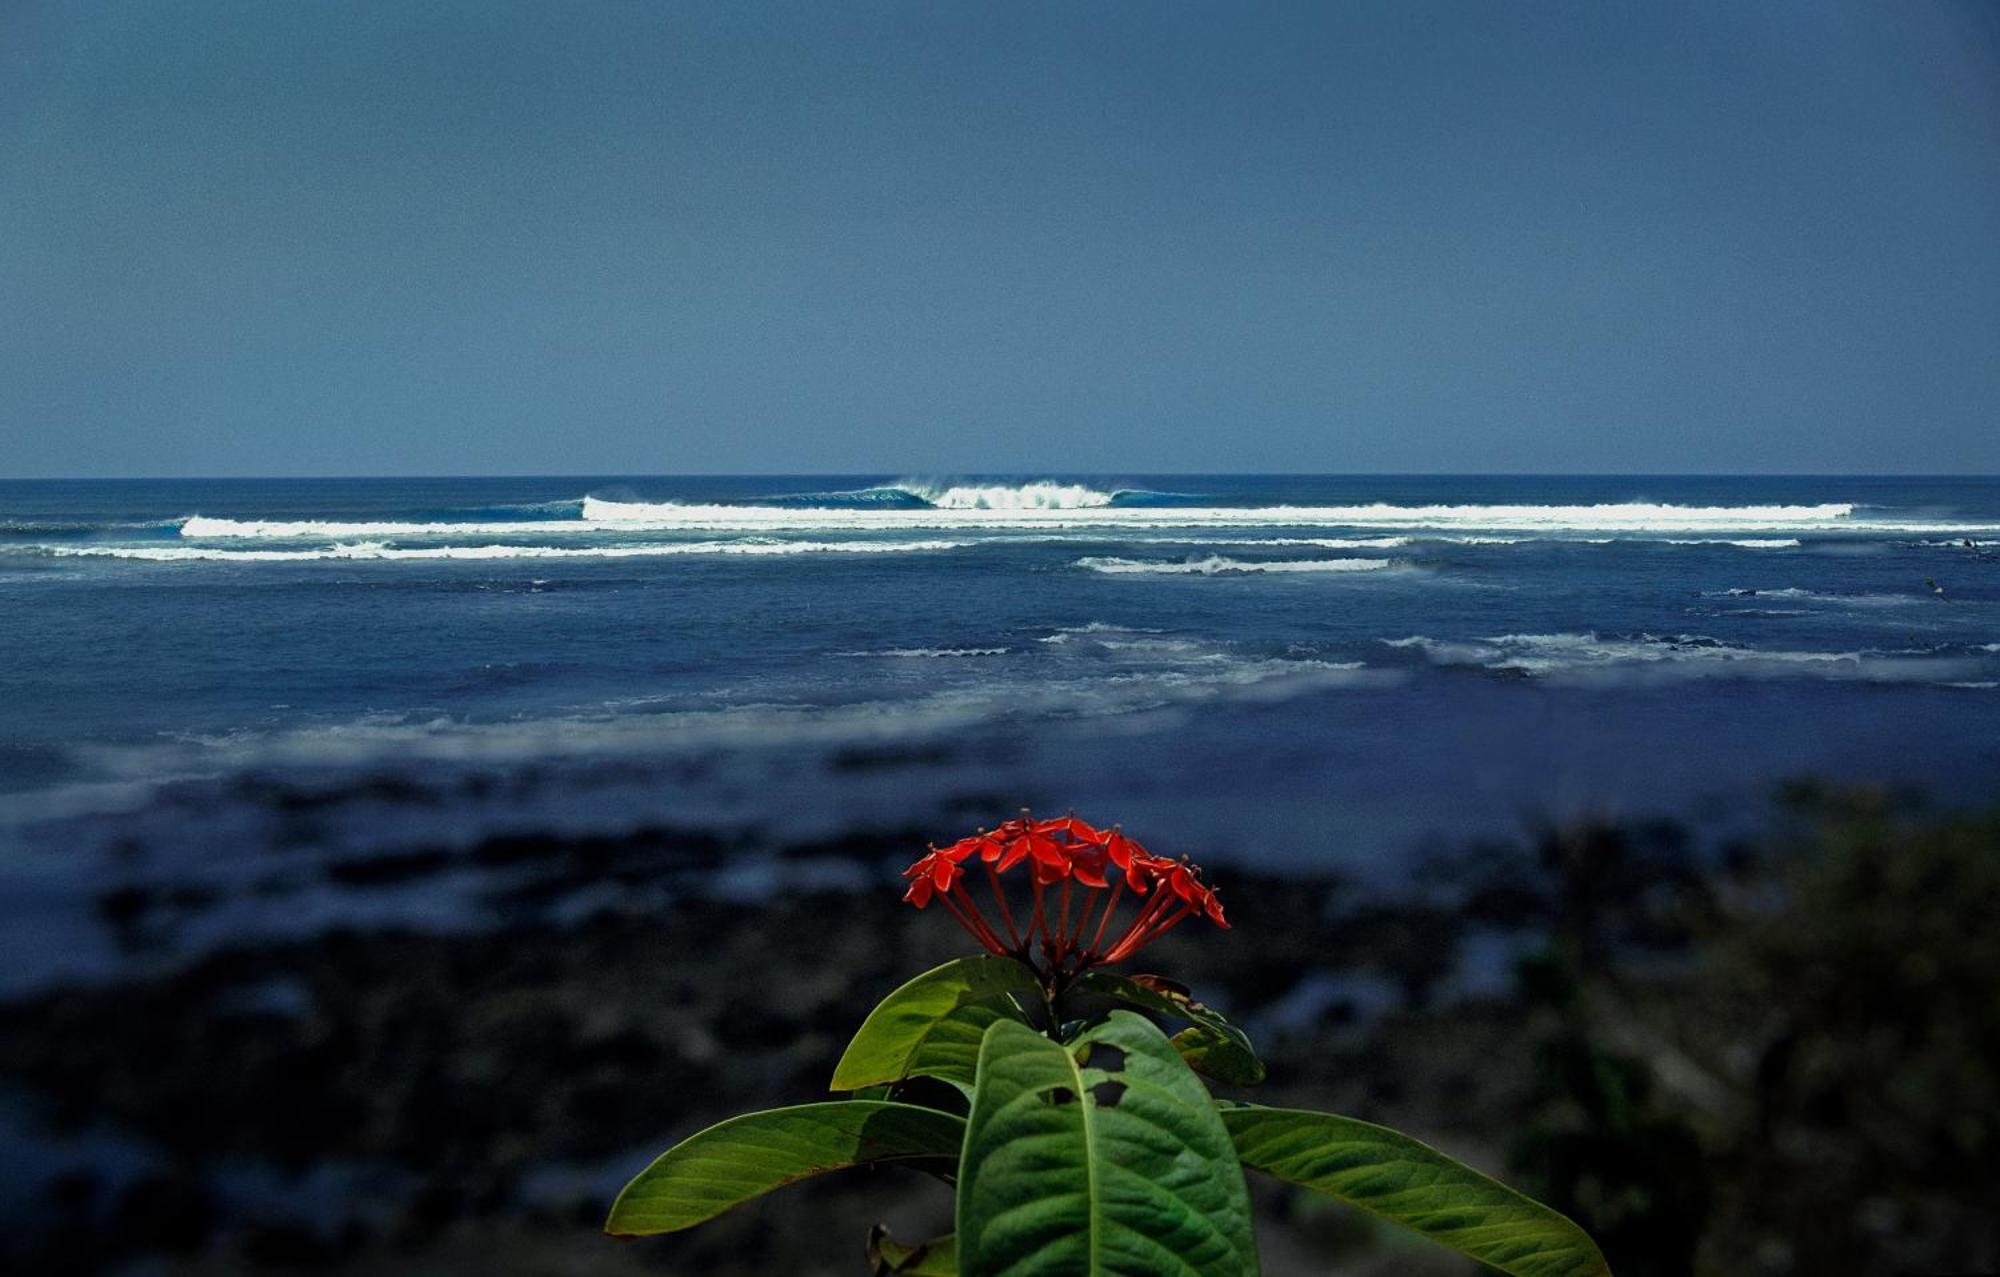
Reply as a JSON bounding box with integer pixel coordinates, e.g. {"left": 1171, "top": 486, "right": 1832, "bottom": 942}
{"left": 1027, "top": 831, "right": 1067, "bottom": 867}
{"left": 941, "top": 837, "right": 980, "bottom": 863}
{"left": 1124, "top": 855, "right": 1156, "bottom": 894}
{"left": 1070, "top": 845, "right": 1110, "bottom": 888}
{"left": 1203, "top": 889, "right": 1230, "bottom": 928}
{"left": 1104, "top": 830, "right": 1154, "bottom": 872}
{"left": 1037, "top": 814, "right": 1106, "bottom": 844}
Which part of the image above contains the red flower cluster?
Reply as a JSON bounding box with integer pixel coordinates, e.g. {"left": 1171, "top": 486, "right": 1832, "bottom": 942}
{"left": 902, "top": 811, "right": 1228, "bottom": 979}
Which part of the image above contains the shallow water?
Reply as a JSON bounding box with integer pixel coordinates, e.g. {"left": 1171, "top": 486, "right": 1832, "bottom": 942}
{"left": 2, "top": 474, "right": 1996, "bottom": 987}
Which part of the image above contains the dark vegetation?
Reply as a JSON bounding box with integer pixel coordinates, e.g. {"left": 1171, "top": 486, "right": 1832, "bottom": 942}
{"left": 1, "top": 785, "right": 1995, "bottom": 1274}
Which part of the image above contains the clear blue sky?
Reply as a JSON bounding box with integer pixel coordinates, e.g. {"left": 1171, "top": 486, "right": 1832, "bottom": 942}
{"left": 3, "top": 0, "right": 1997, "bottom": 477}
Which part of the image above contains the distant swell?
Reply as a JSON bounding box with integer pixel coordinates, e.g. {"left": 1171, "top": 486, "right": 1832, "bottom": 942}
{"left": 1, "top": 518, "right": 181, "bottom": 537}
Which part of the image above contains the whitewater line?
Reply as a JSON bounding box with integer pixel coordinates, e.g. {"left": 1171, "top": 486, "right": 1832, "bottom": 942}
{"left": 162, "top": 499, "right": 2000, "bottom": 542}
{"left": 45, "top": 539, "right": 971, "bottom": 562}
{"left": 1075, "top": 555, "right": 1399, "bottom": 575}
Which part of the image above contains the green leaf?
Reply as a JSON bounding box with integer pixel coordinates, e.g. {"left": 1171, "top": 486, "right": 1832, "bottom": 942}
{"left": 956, "top": 1011, "right": 1258, "bottom": 1276}
{"left": 605, "top": 1101, "right": 965, "bottom": 1238}
{"left": 1221, "top": 1104, "right": 1611, "bottom": 1277}
{"left": 901, "top": 1000, "right": 1019, "bottom": 1097}
{"left": 834, "top": 956, "right": 1042, "bottom": 1091}
{"left": 1168, "top": 1026, "right": 1263, "bottom": 1087}
{"left": 868, "top": 1226, "right": 959, "bottom": 1274}
{"left": 1068, "top": 971, "right": 1266, "bottom": 1085}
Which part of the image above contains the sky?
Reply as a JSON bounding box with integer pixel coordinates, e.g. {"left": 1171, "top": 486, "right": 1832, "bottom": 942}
{"left": 2, "top": 1, "right": 1997, "bottom": 478}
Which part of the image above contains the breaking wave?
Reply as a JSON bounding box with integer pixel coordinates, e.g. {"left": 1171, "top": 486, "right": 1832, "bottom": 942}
{"left": 1660, "top": 538, "right": 1802, "bottom": 549}
{"left": 178, "top": 515, "right": 579, "bottom": 539}
{"left": 677, "top": 480, "right": 1147, "bottom": 511}
{"left": 572, "top": 498, "right": 1899, "bottom": 533}
{"left": 154, "top": 497, "right": 2000, "bottom": 542}
{"left": 905, "top": 481, "right": 1121, "bottom": 509}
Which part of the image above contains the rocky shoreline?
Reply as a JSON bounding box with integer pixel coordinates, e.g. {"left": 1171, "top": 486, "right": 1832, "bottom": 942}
{"left": 4, "top": 785, "right": 1995, "bottom": 1275}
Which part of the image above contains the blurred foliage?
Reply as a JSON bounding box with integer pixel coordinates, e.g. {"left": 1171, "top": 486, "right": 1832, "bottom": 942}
{"left": 1457, "top": 787, "right": 2000, "bottom": 1276}
{"left": 1684, "top": 785, "right": 2000, "bottom": 1273}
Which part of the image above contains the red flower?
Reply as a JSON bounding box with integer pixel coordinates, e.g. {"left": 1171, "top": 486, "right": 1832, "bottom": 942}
{"left": 1041, "top": 814, "right": 1106, "bottom": 843}
{"left": 897, "top": 810, "right": 1229, "bottom": 980}
{"left": 899, "top": 847, "right": 960, "bottom": 907}
{"left": 1069, "top": 841, "right": 1110, "bottom": 889}
{"left": 1203, "top": 888, "right": 1230, "bottom": 928}
{"left": 1102, "top": 829, "right": 1141, "bottom": 870}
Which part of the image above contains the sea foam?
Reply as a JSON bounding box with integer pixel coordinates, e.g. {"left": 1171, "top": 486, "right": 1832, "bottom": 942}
{"left": 50, "top": 539, "right": 969, "bottom": 562}
{"left": 576, "top": 498, "right": 1881, "bottom": 532}
{"left": 1076, "top": 555, "right": 1396, "bottom": 575}
{"left": 904, "top": 481, "right": 1120, "bottom": 509}
{"left": 179, "top": 515, "right": 578, "bottom": 539}
{"left": 167, "top": 499, "right": 1998, "bottom": 541}
{"left": 1385, "top": 632, "right": 1975, "bottom": 683}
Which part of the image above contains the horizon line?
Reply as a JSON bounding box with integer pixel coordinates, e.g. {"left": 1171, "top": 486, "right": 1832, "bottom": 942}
{"left": 5, "top": 470, "right": 2000, "bottom": 483}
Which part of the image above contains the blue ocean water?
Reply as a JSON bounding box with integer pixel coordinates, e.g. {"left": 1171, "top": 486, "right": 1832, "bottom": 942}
{"left": 2, "top": 474, "right": 1997, "bottom": 987}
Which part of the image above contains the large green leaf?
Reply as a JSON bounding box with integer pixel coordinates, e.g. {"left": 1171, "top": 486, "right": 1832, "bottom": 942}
{"left": 1221, "top": 1104, "right": 1611, "bottom": 1277}
{"left": 901, "top": 1000, "right": 1020, "bottom": 1097}
{"left": 1068, "top": 972, "right": 1266, "bottom": 1085}
{"left": 605, "top": 1101, "right": 964, "bottom": 1237}
{"left": 833, "top": 956, "right": 1042, "bottom": 1091}
{"left": 955, "top": 1011, "right": 1258, "bottom": 1276}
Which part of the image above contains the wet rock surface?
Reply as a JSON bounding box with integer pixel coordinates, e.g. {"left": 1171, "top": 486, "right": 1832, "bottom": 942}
{"left": 0, "top": 818, "right": 1489, "bottom": 1275}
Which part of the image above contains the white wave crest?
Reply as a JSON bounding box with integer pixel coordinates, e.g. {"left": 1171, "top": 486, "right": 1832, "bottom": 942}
{"left": 181, "top": 515, "right": 587, "bottom": 539}
{"left": 1706, "top": 587, "right": 1918, "bottom": 607}
{"left": 1194, "top": 536, "right": 1416, "bottom": 549}
{"left": 1330, "top": 503, "right": 1856, "bottom": 528}
{"left": 565, "top": 497, "right": 1954, "bottom": 534}
{"left": 175, "top": 499, "right": 1997, "bottom": 540}
{"left": 904, "top": 481, "right": 1119, "bottom": 509}
{"left": 1386, "top": 631, "right": 1976, "bottom": 682}
{"left": 1037, "top": 622, "right": 1164, "bottom": 644}
{"left": 1076, "top": 555, "right": 1396, "bottom": 575}
{"left": 47, "top": 539, "right": 968, "bottom": 562}
{"left": 1661, "top": 538, "right": 1803, "bottom": 549}
{"left": 838, "top": 647, "right": 1011, "bottom": 658}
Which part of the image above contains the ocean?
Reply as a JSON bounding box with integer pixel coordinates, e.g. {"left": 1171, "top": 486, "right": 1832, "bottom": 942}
{"left": 2, "top": 474, "right": 1997, "bottom": 991}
